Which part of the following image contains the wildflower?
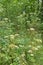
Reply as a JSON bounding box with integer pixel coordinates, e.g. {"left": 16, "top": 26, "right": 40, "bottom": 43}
{"left": 2, "top": 48, "right": 5, "bottom": 50}
{"left": 19, "top": 45, "right": 24, "bottom": 47}
{"left": 10, "top": 35, "right": 14, "bottom": 39}
{"left": 37, "top": 45, "right": 41, "bottom": 49}
{"left": 20, "top": 14, "right": 23, "bottom": 17}
{"left": 28, "top": 50, "right": 32, "bottom": 53}
{"left": 10, "top": 63, "right": 12, "bottom": 65}
{"left": 14, "top": 33, "right": 19, "bottom": 37}
{"left": 28, "top": 45, "right": 32, "bottom": 47}
{"left": 9, "top": 44, "right": 19, "bottom": 49}
{"left": 30, "top": 54, "right": 34, "bottom": 56}
{"left": 39, "top": 39, "right": 42, "bottom": 43}
{"left": 21, "top": 2, "right": 23, "bottom": 4}
{"left": 34, "top": 47, "right": 38, "bottom": 50}
{"left": 7, "top": 49, "right": 9, "bottom": 52}
{"left": 15, "top": 45, "right": 19, "bottom": 49}
{"left": 9, "top": 44, "right": 15, "bottom": 48}
{"left": 21, "top": 53, "right": 25, "bottom": 57}
{"left": 27, "top": 21, "right": 30, "bottom": 23}
{"left": 34, "top": 39, "right": 42, "bottom": 43}
{"left": 32, "top": 42, "right": 35, "bottom": 44}
{"left": 30, "top": 13, "right": 33, "bottom": 15}
{"left": 4, "top": 36, "right": 8, "bottom": 38}
{"left": 32, "top": 47, "right": 38, "bottom": 50}
{"left": 22, "top": 63, "right": 25, "bottom": 65}
{"left": 32, "top": 47, "right": 35, "bottom": 50}
{"left": 4, "top": 18, "right": 8, "bottom": 20}
{"left": 30, "top": 28, "right": 35, "bottom": 31}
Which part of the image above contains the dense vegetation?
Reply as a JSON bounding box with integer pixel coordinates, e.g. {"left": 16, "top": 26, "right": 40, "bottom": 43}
{"left": 0, "top": 0, "right": 43, "bottom": 65}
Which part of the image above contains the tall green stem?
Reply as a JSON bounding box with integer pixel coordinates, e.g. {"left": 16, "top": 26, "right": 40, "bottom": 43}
{"left": 41, "top": 0, "right": 43, "bottom": 44}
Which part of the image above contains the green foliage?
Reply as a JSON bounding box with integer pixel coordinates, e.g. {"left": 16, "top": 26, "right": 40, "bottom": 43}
{"left": 0, "top": 0, "right": 43, "bottom": 65}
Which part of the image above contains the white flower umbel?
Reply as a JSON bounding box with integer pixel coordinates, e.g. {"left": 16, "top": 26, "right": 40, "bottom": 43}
{"left": 14, "top": 34, "right": 19, "bottom": 37}
{"left": 21, "top": 53, "right": 25, "bottom": 57}
{"left": 34, "top": 38, "right": 42, "bottom": 43}
{"left": 30, "top": 28, "right": 35, "bottom": 31}
{"left": 4, "top": 18, "right": 8, "bottom": 20}
{"left": 9, "top": 44, "right": 19, "bottom": 49}
{"left": 32, "top": 47, "right": 38, "bottom": 51}
{"left": 10, "top": 35, "right": 14, "bottom": 39}
{"left": 34, "top": 47, "right": 38, "bottom": 50}
{"left": 30, "top": 54, "right": 34, "bottom": 56}
{"left": 28, "top": 50, "right": 32, "bottom": 53}
{"left": 15, "top": 45, "right": 19, "bottom": 49}
{"left": 37, "top": 45, "right": 42, "bottom": 49}
{"left": 4, "top": 36, "right": 8, "bottom": 38}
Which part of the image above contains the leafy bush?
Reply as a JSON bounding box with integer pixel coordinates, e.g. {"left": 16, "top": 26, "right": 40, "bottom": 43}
{"left": 0, "top": 0, "right": 43, "bottom": 65}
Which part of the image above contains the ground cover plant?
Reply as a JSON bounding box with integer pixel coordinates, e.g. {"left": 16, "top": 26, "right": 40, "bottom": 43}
{"left": 0, "top": 0, "right": 43, "bottom": 65}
